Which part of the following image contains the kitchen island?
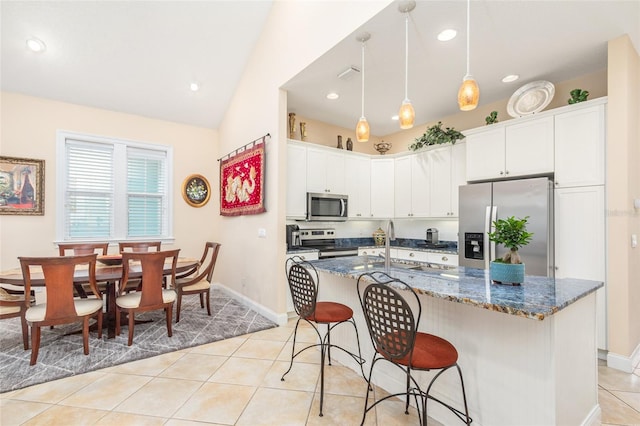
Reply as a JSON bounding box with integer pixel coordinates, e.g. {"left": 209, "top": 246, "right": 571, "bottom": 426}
{"left": 307, "top": 256, "right": 603, "bottom": 426}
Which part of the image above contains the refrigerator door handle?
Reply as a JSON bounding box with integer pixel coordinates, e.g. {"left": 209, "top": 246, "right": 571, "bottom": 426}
{"left": 484, "top": 206, "right": 492, "bottom": 269}
{"left": 489, "top": 206, "right": 498, "bottom": 264}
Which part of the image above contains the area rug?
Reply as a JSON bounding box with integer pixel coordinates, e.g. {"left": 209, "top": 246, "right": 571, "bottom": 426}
{"left": 0, "top": 287, "right": 277, "bottom": 393}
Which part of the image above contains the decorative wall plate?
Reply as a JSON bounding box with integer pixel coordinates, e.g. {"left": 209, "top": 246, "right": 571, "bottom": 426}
{"left": 182, "top": 174, "right": 211, "bottom": 207}
{"left": 507, "top": 80, "right": 555, "bottom": 117}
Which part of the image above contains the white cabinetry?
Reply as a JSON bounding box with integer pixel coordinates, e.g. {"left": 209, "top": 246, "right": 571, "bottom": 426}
{"left": 427, "top": 252, "right": 458, "bottom": 266}
{"left": 429, "top": 143, "right": 466, "bottom": 217}
{"left": 345, "top": 155, "right": 371, "bottom": 218}
{"left": 466, "top": 116, "right": 554, "bottom": 181}
{"left": 306, "top": 147, "right": 345, "bottom": 194}
{"left": 370, "top": 158, "right": 394, "bottom": 218}
{"left": 554, "top": 102, "right": 606, "bottom": 188}
{"left": 554, "top": 185, "right": 606, "bottom": 349}
{"left": 394, "top": 154, "right": 430, "bottom": 217}
{"left": 358, "top": 247, "right": 394, "bottom": 257}
{"left": 286, "top": 142, "right": 307, "bottom": 218}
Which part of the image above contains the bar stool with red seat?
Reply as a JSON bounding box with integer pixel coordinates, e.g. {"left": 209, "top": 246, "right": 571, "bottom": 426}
{"left": 281, "top": 255, "right": 366, "bottom": 417}
{"left": 357, "top": 271, "right": 472, "bottom": 425}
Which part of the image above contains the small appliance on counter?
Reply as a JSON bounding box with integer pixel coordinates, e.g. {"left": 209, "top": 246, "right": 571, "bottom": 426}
{"left": 426, "top": 228, "right": 439, "bottom": 244}
{"left": 286, "top": 224, "right": 301, "bottom": 249}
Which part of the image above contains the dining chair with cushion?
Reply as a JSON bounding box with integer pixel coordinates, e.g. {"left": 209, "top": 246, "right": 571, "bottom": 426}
{"left": 115, "top": 249, "right": 180, "bottom": 346}
{"left": 281, "top": 255, "right": 365, "bottom": 417}
{"left": 174, "top": 242, "right": 221, "bottom": 322}
{"left": 19, "top": 254, "right": 103, "bottom": 366}
{"left": 0, "top": 286, "right": 30, "bottom": 350}
{"left": 357, "top": 271, "right": 471, "bottom": 425}
{"left": 58, "top": 242, "right": 110, "bottom": 298}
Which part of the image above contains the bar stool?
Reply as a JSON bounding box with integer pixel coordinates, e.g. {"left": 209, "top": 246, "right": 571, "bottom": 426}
{"left": 281, "top": 256, "right": 366, "bottom": 417}
{"left": 357, "top": 271, "right": 472, "bottom": 425}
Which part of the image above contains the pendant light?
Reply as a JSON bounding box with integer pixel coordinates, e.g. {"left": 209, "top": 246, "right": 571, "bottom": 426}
{"left": 356, "top": 33, "right": 371, "bottom": 142}
{"left": 398, "top": 1, "right": 416, "bottom": 130}
{"left": 458, "top": 0, "right": 480, "bottom": 111}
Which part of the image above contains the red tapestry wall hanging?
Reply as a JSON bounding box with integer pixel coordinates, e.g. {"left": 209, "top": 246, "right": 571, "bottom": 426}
{"left": 220, "top": 142, "right": 265, "bottom": 216}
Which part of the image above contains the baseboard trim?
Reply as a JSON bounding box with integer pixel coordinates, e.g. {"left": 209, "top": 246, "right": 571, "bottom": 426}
{"left": 212, "top": 282, "right": 289, "bottom": 326}
{"left": 607, "top": 342, "right": 640, "bottom": 373}
{"left": 581, "top": 403, "right": 601, "bottom": 426}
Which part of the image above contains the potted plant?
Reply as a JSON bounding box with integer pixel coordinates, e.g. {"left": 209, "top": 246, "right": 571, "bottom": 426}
{"left": 408, "top": 121, "right": 464, "bottom": 151}
{"left": 487, "top": 216, "right": 533, "bottom": 285}
{"left": 568, "top": 88, "right": 589, "bottom": 104}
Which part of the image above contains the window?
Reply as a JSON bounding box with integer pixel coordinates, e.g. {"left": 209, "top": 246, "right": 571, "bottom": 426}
{"left": 56, "top": 131, "right": 173, "bottom": 243}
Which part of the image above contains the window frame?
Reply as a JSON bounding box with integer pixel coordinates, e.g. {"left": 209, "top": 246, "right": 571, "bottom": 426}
{"left": 56, "top": 130, "right": 174, "bottom": 244}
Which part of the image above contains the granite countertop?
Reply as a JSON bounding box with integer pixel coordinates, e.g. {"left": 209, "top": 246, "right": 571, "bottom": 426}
{"left": 308, "top": 256, "right": 603, "bottom": 321}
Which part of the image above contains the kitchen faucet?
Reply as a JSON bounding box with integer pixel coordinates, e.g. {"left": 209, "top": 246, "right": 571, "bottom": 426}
{"left": 384, "top": 219, "right": 395, "bottom": 273}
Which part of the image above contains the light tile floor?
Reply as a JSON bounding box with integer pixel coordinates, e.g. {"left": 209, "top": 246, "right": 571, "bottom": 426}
{"left": 1, "top": 319, "right": 639, "bottom": 425}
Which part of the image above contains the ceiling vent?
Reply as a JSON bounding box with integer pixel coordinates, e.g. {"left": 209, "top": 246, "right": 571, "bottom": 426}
{"left": 337, "top": 66, "right": 360, "bottom": 80}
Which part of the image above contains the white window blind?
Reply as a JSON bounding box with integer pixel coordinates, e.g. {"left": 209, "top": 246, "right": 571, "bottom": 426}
{"left": 57, "top": 132, "right": 173, "bottom": 243}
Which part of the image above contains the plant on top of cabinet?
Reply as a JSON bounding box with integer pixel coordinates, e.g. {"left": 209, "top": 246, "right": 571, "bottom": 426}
{"left": 568, "top": 88, "right": 589, "bottom": 104}
{"left": 485, "top": 111, "right": 499, "bottom": 125}
{"left": 487, "top": 216, "right": 533, "bottom": 285}
{"left": 409, "top": 121, "right": 465, "bottom": 151}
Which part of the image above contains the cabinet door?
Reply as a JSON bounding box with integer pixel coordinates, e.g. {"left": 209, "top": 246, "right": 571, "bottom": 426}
{"left": 465, "top": 127, "right": 505, "bottom": 181}
{"left": 411, "top": 152, "right": 430, "bottom": 217}
{"left": 450, "top": 143, "right": 467, "bottom": 217}
{"left": 325, "top": 151, "right": 346, "bottom": 193}
{"left": 394, "top": 156, "right": 413, "bottom": 217}
{"left": 286, "top": 143, "right": 307, "bottom": 218}
{"left": 370, "top": 158, "right": 395, "bottom": 218}
{"left": 428, "top": 146, "right": 451, "bottom": 217}
{"left": 345, "top": 155, "right": 371, "bottom": 218}
{"left": 554, "top": 104, "right": 605, "bottom": 187}
{"left": 554, "top": 185, "right": 606, "bottom": 349}
{"left": 505, "top": 116, "right": 554, "bottom": 177}
{"left": 306, "top": 148, "right": 328, "bottom": 193}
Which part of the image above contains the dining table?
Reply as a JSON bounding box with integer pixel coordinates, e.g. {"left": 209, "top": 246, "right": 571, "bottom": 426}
{"left": 0, "top": 257, "right": 200, "bottom": 338}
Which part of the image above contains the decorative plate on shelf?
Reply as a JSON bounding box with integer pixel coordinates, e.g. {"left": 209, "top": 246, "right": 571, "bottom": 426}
{"left": 182, "top": 174, "right": 211, "bottom": 207}
{"left": 507, "top": 80, "right": 555, "bottom": 118}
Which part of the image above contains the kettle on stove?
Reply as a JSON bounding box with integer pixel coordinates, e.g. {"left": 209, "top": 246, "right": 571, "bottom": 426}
{"left": 426, "top": 228, "right": 439, "bottom": 244}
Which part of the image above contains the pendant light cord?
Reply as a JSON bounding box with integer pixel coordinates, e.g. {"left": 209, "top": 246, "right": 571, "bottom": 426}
{"left": 465, "top": 0, "right": 470, "bottom": 77}
{"left": 361, "top": 40, "right": 365, "bottom": 118}
{"left": 404, "top": 13, "right": 409, "bottom": 101}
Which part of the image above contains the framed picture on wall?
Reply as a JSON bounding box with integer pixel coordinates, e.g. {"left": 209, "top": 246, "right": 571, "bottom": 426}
{"left": 182, "top": 174, "right": 211, "bottom": 207}
{"left": 0, "top": 156, "right": 45, "bottom": 216}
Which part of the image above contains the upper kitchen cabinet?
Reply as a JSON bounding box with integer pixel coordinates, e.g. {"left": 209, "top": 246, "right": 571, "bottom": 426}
{"left": 465, "top": 116, "right": 554, "bottom": 181}
{"left": 394, "top": 153, "right": 430, "bottom": 218}
{"left": 370, "top": 158, "right": 394, "bottom": 218}
{"left": 345, "top": 154, "right": 371, "bottom": 218}
{"left": 429, "top": 143, "right": 466, "bottom": 217}
{"left": 306, "top": 145, "right": 345, "bottom": 194}
{"left": 286, "top": 141, "right": 307, "bottom": 218}
{"left": 554, "top": 100, "right": 606, "bottom": 188}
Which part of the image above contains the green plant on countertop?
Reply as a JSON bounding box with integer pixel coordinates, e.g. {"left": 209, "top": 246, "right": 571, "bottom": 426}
{"left": 409, "top": 121, "right": 465, "bottom": 151}
{"left": 568, "top": 88, "right": 589, "bottom": 104}
{"left": 485, "top": 111, "right": 499, "bottom": 125}
{"left": 487, "top": 216, "right": 533, "bottom": 264}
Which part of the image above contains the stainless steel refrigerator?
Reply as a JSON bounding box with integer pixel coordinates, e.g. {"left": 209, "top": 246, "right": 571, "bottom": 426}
{"left": 458, "top": 177, "right": 554, "bottom": 276}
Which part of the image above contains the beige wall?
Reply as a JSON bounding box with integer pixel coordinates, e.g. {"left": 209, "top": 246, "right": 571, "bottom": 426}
{"left": 607, "top": 35, "right": 640, "bottom": 361}
{"left": 0, "top": 92, "right": 218, "bottom": 270}
{"left": 216, "top": 1, "right": 393, "bottom": 317}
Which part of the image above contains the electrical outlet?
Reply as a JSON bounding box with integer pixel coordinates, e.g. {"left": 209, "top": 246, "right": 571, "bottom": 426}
{"left": 258, "top": 228, "right": 267, "bottom": 238}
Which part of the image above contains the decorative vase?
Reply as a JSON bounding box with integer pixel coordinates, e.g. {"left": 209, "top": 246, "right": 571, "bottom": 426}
{"left": 374, "top": 141, "right": 391, "bottom": 155}
{"left": 373, "top": 228, "right": 386, "bottom": 246}
{"left": 288, "top": 113, "right": 296, "bottom": 139}
{"left": 346, "top": 138, "right": 353, "bottom": 151}
{"left": 490, "top": 261, "right": 525, "bottom": 285}
{"left": 299, "top": 122, "right": 307, "bottom": 141}
{"left": 337, "top": 135, "right": 343, "bottom": 149}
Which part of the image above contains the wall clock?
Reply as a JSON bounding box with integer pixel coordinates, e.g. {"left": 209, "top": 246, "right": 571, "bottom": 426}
{"left": 182, "top": 174, "right": 211, "bottom": 207}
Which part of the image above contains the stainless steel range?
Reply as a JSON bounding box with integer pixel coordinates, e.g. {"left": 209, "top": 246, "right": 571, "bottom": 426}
{"left": 298, "top": 228, "right": 358, "bottom": 258}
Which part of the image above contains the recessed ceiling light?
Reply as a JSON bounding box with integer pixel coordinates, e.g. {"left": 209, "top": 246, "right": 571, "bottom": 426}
{"left": 326, "top": 92, "right": 339, "bottom": 100}
{"left": 437, "top": 29, "right": 457, "bottom": 41}
{"left": 26, "top": 37, "right": 46, "bottom": 53}
{"left": 502, "top": 74, "right": 520, "bottom": 83}
{"left": 190, "top": 82, "right": 199, "bottom": 92}
{"left": 391, "top": 115, "right": 399, "bottom": 121}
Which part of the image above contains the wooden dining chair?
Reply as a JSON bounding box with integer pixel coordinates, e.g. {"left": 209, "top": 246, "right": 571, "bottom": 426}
{"left": 19, "top": 254, "right": 103, "bottom": 366}
{"left": 174, "top": 242, "right": 221, "bottom": 322}
{"left": 118, "top": 241, "right": 161, "bottom": 253}
{"left": 58, "top": 242, "right": 110, "bottom": 298}
{"left": 0, "top": 286, "right": 30, "bottom": 350}
{"left": 115, "top": 249, "right": 180, "bottom": 346}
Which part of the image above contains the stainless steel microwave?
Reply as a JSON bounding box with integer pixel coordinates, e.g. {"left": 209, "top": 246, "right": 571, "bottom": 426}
{"left": 306, "top": 192, "right": 348, "bottom": 221}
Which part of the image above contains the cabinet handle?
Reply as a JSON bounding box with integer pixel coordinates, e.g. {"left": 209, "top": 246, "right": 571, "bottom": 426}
{"left": 505, "top": 170, "right": 509, "bottom": 175}
{"left": 409, "top": 253, "right": 415, "bottom": 257}
{"left": 555, "top": 181, "right": 559, "bottom": 186}
{"left": 301, "top": 256, "right": 306, "bottom": 260}
{"left": 500, "top": 171, "right": 504, "bottom": 175}
{"left": 441, "top": 256, "right": 448, "bottom": 262}
{"left": 362, "top": 251, "right": 368, "bottom": 255}
{"left": 555, "top": 266, "right": 559, "bottom": 270}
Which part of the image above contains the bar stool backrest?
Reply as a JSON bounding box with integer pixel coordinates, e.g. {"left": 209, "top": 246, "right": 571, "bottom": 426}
{"left": 285, "top": 256, "right": 318, "bottom": 319}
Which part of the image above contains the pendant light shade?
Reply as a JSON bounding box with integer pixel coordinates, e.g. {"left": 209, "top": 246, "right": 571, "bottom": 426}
{"left": 356, "top": 33, "right": 371, "bottom": 142}
{"left": 398, "top": 1, "right": 416, "bottom": 130}
{"left": 458, "top": 0, "right": 479, "bottom": 110}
